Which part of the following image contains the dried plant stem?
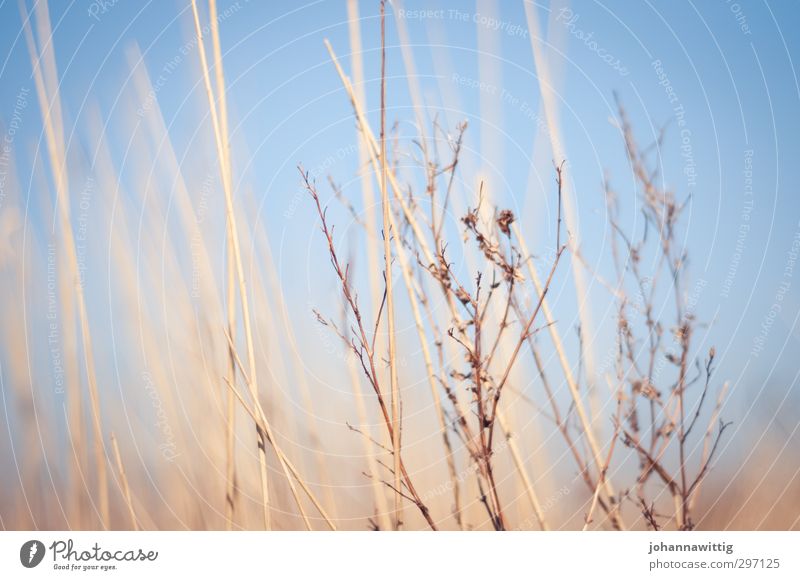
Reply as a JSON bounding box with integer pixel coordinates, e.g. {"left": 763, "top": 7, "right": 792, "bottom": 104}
{"left": 223, "top": 376, "right": 337, "bottom": 530}
{"left": 344, "top": 9, "right": 392, "bottom": 528}
{"left": 251, "top": 215, "right": 339, "bottom": 522}
{"left": 583, "top": 372, "right": 625, "bottom": 531}
{"left": 325, "top": 42, "right": 559, "bottom": 527}
{"left": 378, "top": 1, "right": 403, "bottom": 530}
{"left": 523, "top": 0, "right": 598, "bottom": 402}
{"left": 479, "top": 175, "right": 568, "bottom": 508}
{"left": 495, "top": 411, "right": 549, "bottom": 530}
{"left": 346, "top": 343, "right": 394, "bottom": 530}
{"left": 390, "top": 0, "right": 429, "bottom": 139}
{"left": 222, "top": 334, "right": 316, "bottom": 531}
{"left": 223, "top": 243, "right": 237, "bottom": 529}
{"left": 524, "top": 0, "right": 615, "bottom": 506}
{"left": 389, "top": 210, "right": 463, "bottom": 528}
{"left": 190, "top": 0, "right": 269, "bottom": 529}
{"left": 688, "top": 381, "right": 729, "bottom": 514}
{"left": 110, "top": 433, "right": 138, "bottom": 531}
{"left": 512, "top": 222, "right": 624, "bottom": 530}
{"left": 301, "top": 171, "right": 438, "bottom": 530}
{"left": 472, "top": 292, "right": 506, "bottom": 530}
{"left": 346, "top": 0, "right": 382, "bottom": 318}
{"left": 522, "top": 316, "right": 604, "bottom": 504}
{"left": 207, "top": 0, "right": 238, "bottom": 532}
{"left": 324, "top": 41, "right": 437, "bottom": 269}
{"left": 21, "top": 0, "right": 109, "bottom": 529}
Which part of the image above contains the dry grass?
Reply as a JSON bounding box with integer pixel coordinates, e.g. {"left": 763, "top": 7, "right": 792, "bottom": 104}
{"left": 3, "top": 0, "right": 788, "bottom": 532}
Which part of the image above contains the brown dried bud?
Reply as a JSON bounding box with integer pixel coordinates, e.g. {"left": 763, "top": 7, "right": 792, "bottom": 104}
{"left": 462, "top": 209, "right": 478, "bottom": 229}
{"left": 455, "top": 287, "right": 471, "bottom": 305}
{"left": 497, "top": 209, "right": 515, "bottom": 236}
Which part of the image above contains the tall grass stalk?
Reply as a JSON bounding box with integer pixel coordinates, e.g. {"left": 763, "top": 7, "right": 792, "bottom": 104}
{"left": 378, "top": 1, "right": 403, "bottom": 530}
{"left": 189, "top": 0, "right": 276, "bottom": 529}
{"left": 110, "top": 433, "right": 139, "bottom": 530}
{"left": 21, "top": 0, "right": 109, "bottom": 529}
{"left": 206, "top": 0, "right": 239, "bottom": 531}
{"left": 344, "top": 7, "right": 393, "bottom": 530}
{"left": 522, "top": 1, "right": 624, "bottom": 530}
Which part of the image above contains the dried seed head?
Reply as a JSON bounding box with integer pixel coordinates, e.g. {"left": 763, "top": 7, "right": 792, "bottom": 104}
{"left": 497, "top": 209, "right": 515, "bottom": 236}
{"left": 462, "top": 209, "right": 478, "bottom": 229}
{"left": 455, "top": 287, "right": 471, "bottom": 305}
{"left": 637, "top": 379, "right": 661, "bottom": 400}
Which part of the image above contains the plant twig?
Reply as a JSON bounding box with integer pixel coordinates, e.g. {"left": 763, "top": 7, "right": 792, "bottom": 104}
{"left": 110, "top": 433, "right": 138, "bottom": 531}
